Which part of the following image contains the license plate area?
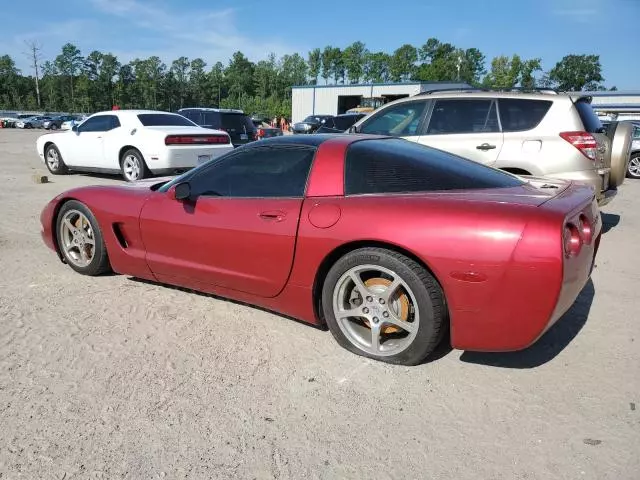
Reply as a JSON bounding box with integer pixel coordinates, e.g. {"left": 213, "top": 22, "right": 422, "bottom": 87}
{"left": 240, "top": 134, "right": 248, "bottom": 140}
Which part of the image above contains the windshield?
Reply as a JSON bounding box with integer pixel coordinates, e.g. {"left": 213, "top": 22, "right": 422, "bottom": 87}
{"left": 334, "top": 115, "right": 363, "bottom": 130}
{"left": 138, "top": 113, "right": 198, "bottom": 127}
{"left": 302, "top": 116, "right": 325, "bottom": 124}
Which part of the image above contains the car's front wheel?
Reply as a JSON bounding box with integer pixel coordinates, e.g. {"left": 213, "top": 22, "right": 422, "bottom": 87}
{"left": 322, "top": 247, "right": 447, "bottom": 366}
{"left": 44, "top": 144, "right": 69, "bottom": 175}
{"left": 627, "top": 153, "right": 640, "bottom": 179}
{"left": 56, "top": 200, "right": 111, "bottom": 276}
{"left": 120, "top": 148, "right": 149, "bottom": 182}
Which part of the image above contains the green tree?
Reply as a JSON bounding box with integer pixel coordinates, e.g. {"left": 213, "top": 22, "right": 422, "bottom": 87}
{"left": 482, "top": 54, "right": 523, "bottom": 88}
{"left": 363, "top": 52, "right": 391, "bottom": 83}
{"left": 343, "top": 41, "right": 367, "bottom": 84}
{"left": 54, "top": 43, "right": 83, "bottom": 110}
{"left": 390, "top": 44, "right": 417, "bottom": 82}
{"left": 321, "top": 46, "right": 335, "bottom": 84}
{"left": 189, "top": 58, "right": 208, "bottom": 105}
{"left": 307, "top": 48, "right": 321, "bottom": 84}
{"left": 549, "top": 54, "right": 604, "bottom": 91}
{"left": 519, "top": 58, "right": 542, "bottom": 89}
{"left": 171, "top": 56, "right": 190, "bottom": 108}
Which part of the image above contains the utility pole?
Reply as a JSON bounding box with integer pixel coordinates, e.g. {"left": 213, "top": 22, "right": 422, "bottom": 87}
{"left": 24, "top": 40, "right": 42, "bottom": 108}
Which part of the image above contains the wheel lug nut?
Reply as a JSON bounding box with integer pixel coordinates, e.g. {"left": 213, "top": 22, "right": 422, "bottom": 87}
{"left": 383, "top": 311, "right": 389, "bottom": 318}
{"left": 362, "top": 307, "right": 369, "bottom": 314}
{"left": 372, "top": 317, "right": 379, "bottom": 324}
{"left": 366, "top": 296, "right": 373, "bottom": 302}
{"left": 379, "top": 299, "right": 385, "bottom": 305}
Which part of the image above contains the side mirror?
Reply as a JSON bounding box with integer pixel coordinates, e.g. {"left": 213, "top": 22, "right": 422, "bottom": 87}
{"left": 72, "top": 124, "right": 79, "bottom": 133}
{"left": 174, "top": 182, "right": 192, "bottom": 201}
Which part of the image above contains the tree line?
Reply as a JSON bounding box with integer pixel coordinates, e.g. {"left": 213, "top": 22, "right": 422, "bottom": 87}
{"left": 0, "top": 39, "right": 615, "bottom": 118}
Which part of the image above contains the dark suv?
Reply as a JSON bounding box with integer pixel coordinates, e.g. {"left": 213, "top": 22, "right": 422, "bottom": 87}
{"left": 177, "top": 108, "right": 256, "bottom": 147}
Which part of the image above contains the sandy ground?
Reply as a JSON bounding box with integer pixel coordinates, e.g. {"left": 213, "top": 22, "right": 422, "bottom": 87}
{"left": 0, "top": 129, "right": 638, "bottom": 480}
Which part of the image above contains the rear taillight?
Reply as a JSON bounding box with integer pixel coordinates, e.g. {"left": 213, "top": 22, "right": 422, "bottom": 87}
{"left": 559, "top": 131, "right": 597, "bottom": 161}
{"left": 165, "top": 135, "right": 230, "bottom": 146}
{"left": 257, "top": 128, "right": 265, "bottom": 138}
{"left": 579, "top": 214, "right": 593, "bottom": 244}
{"left": 563, "top": 223, "right": 582, "bottom": 257}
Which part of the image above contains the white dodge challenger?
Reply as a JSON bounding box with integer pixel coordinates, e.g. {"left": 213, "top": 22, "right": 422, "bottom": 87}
{"left": 36, "top": 109, "right": 234, "bottom": 182}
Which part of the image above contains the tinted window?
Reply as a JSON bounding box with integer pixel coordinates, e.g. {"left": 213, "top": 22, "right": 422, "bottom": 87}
{"left": 220, "top": 113, "right": 254, "bottom": 131}
{"left": 189, "top": 146, "right": 315, "bottom": 198}
{"left": 633, "top": 125, "right": 640, "bottom": 139}
{"left": 79, "top": 115, "right": 115, "bottom": 132}
{"left": 426, "top": 99, "right": 499, "bottom": 135}
{"left": 359, "top": 101, "right": 427, "bottom": 136}
{"left": 334, "top": 115, "right": 363, "bottom": 130}
{"left": 111, "top": 115, "right": 121, "bottom": 129}
{"left": 574, "top": 100, "right": 603, "bottom": 133}
{"left": 138, "top": 113, "right": 197, "bottom": 127}
{"left": 345, "top": 138, "right": 524, "bottom": 195}
{"left": 498, "top": 99, "right": 552, "bottom": 132}
{"left": 201, "top": 111, "right": 221, "bottom": 128}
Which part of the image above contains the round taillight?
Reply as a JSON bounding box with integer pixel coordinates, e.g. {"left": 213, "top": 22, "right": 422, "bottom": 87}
{"left": 579, "top": 214, "right": 592, "bottom": 244}
{"left": 564, "top": 223, "right": 582, "bottom": 257}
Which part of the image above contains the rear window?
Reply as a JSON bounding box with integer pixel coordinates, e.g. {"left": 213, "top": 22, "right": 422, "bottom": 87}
{"left": 221, "top": 113, "right": 254, "bottom": 131}
{"left": 345, "top": 138, "right": 524, "bottom": 195}
{"left": 574, "top": 100, "right": 604, "bottom": 133}
{"left": 138, "top": 113, "right": 196, "bottom": 127}
{"left": 498, "top": 99, "right": 553, "bottom": 132}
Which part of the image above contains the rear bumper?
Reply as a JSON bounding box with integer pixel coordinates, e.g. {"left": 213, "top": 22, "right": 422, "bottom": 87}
{"left": 546, "top": 168, "right": 616, "bottom": 206}
{"left": 147, "top": 145, "right": 234, "bottom": 172}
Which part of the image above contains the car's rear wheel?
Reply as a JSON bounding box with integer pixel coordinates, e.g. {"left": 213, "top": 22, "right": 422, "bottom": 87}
{"left": 607, "top": 121, "right": 633, "bottom": 187}
{"left": 50, "top": 123, "right": 59, "bottom": 130}
{"left": 627, "top": 153, "right": 640, "bottom": 179}
{"left": 121, "top": 148, "right": 149, "bottom": 182}
{"left": 44, "top": 144, "right": 69, "bottom": 175}
{"left": 322, "top": 247, "right": 447, "bottom": 366}
{"left": 56, "top": 200, "right": 111, "bottom": 276}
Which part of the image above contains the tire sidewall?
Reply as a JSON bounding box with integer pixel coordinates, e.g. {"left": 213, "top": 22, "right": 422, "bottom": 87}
{"left": 321, "top": 248, "right": 444, "bottom": 365}
{"left": 121, "top": 148, "right": 148, "bottom": 182}
{"left": 56, "top": 200, "right": 109, "bottom": 276}
{"left": 609, "top": 122, "right": 633, "bottom": 186}
{"left": 44, "top": 144, "right": 67, "bottom": 175}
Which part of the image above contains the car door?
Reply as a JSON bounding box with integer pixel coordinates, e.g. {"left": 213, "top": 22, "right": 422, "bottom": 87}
{"left": 66, "top": 115, "right": 113, "bottom": 168}
{"left": 356, "top": 100, "right": 430, "bottom": 143}
{"left": 417, "top": 98, "right": 503, "bottom": 166}
{"left": 139, "top": 145, "right": 316, "bottom": 298}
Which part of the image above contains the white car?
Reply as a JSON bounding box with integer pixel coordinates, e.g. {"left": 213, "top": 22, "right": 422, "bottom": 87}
{"left": 36, "top": 110, "right": 234, "bottom": 182}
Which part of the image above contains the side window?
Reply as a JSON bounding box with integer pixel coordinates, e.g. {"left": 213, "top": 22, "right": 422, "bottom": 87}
{"left": 189, "top": 147, "right": 315, "bottom": 198}
{"left": 633, "top": 125, "right": 640, "bottom": 139}
{"left": 110, "top": 115, "right": 121, "bottom": 129}
{"left": 498, "top": 99, "right": 553, "bottom": 132}
{"left": 359, "top": 101, "right": 428, "bottom": 136}
{"left": 426, "top": 99, "right": 499, "bottom": 135}
{"left": 78, "top": 116, "right": 112, "bottom": 133}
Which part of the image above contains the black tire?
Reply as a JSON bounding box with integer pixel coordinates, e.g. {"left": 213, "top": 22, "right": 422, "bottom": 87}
{"left": 44, "top": 144, "right": 69, "bottom": 175}
{"left": 626, "top": 152, "right": 640, "bottom": 179}
{"left": 120, "top": 148, "right": 149, "bottom": 182}
{"left": 25, "top": 123, "right": 32, "bottom": 129}
{"left": 321, "top": 247, "right": 447, "bottom": 366}
{"left": 50, "top": 123, "right": 59, "bottom": 130}
{"left": 56, "top": 200, "right": 111, "bottom": 276}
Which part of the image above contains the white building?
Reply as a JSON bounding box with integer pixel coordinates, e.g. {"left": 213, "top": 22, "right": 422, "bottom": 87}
{"left": 291, "top": 81, "right": 472, "bottom": 123}
{"left": 584, "top": 90, "right": 640, "bottom": 122}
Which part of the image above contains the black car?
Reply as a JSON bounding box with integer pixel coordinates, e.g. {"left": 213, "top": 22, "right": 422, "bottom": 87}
{"left": 43, "top": 115, "right": 80, "bottom": 130}
{"left": 314, "top": 113, "right": 367, "bottom": 134}
{"left": 291, "top": 115, "right": 335, "bottom": 134}
{"left": 178, "top": 108, "right": 256, "bottom": 147}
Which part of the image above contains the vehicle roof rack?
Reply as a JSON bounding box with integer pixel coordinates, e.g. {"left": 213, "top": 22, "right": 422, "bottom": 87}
{"left": 416, "top": 87, "right": 560, "bottom": 96}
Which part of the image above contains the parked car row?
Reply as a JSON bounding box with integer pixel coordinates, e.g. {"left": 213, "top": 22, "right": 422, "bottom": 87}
{"left": 291, "top": 113, "right": 366, "bottom": 134}
{"left": 0, "top": 113, "right": 86, "bottom": 129}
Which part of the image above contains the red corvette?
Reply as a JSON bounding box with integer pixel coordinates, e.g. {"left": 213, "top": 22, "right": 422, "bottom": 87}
{"left": 40, "top": 134, "right": 602, "bottom": 365}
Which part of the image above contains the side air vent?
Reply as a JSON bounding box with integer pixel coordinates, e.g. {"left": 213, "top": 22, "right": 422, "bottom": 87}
{"left": 112, "top": 223, "right": 129, "bottom": 249}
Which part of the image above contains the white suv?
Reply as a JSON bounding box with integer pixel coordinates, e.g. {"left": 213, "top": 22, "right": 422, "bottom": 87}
{"left": 350, "top": 89, "right": 632, "bottom": 206}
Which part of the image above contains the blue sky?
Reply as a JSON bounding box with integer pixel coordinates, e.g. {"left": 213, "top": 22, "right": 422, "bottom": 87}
{"left": 3, "top": 0, "right": 639, "bottom": 89}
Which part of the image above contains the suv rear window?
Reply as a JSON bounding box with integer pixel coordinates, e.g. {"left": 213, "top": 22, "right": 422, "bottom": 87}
{"left": 574, "top": 99, "right": 604, "bottom": 133}
{"left": 345, "top": 138, "right": 524, "bottom": 195}
{"left": 138, "top": 113, "right": 196, "bottom": 127}
{"left": 221, "top": 113, "right": 254, "bottom": 131}
{"left": 498, "top": 99, "right": 552, "bottom": 132}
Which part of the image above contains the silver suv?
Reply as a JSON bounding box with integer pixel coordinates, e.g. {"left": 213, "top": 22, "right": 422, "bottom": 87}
{"left": 350, "top": 89, "right": 632, "bottom": 206}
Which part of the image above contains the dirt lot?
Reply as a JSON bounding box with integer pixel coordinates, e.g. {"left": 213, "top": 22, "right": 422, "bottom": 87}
{"left": 0, "top": 129, "right": 638, "bottom": 479}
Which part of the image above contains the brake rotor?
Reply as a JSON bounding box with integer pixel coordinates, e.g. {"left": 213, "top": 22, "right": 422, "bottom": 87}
{"left": 363, "top": 277, "right": 410, "bottom": 334}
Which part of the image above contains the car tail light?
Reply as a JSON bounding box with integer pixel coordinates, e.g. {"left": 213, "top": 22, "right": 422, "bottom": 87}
{"left": 257, "top": 128, "right": 265, "bottom": 139}
{"left": 579, "top": 214, "right": 593, "bottom": 244}
{"left": 563, "top": 223, "right": 582, "bottom": 257}
{"left": 165, "top": 134, "right": 230, "bottom": 145}
{"left": 559, "top": 131, "right": 597, "bottom": 161}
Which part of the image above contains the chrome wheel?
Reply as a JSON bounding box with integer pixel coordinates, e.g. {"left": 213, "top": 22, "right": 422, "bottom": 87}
{"left": 123, "top": 154, "right": 141, "bottom": 181}
{"left": 59, "top": 210, "right": 96, "bottom": 268}
{"left": 628, "top": 155, "right": 640, "bottom": 178}
{"left": 332, "top": 264, "right": 419, "bottom": 357}
{"left": 46, "top": 148, "right": 59, "bottom": 171}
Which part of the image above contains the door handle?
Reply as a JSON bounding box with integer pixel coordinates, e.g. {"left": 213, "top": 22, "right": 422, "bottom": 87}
{"left": 259, "top": 210, "right": 286, "bottom": 222}
{"left": 476, "top": 143, "right": 496, "bottom": 151}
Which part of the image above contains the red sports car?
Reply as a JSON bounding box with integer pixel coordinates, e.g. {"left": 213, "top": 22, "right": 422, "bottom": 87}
{"left": 40, "top": 134, "right": 602, "bottom": 365}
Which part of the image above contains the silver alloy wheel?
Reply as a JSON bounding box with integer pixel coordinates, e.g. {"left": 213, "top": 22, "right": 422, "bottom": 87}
{"left": 629, "top": 156, "right": 640, "bottom": 178}
{"left": 123, "top": 154, "right": 141, "bottom": 181}
{"left": 46, "top": 148, "right": 59, "bottom": 171}
{"left": 60, "top": 210, "right": 96, "bottom": 268}
{"left": 332, "top": 264, "right": 419, "bottom": 357}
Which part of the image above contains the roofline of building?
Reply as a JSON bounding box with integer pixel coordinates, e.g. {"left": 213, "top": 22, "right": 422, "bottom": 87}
{"left": 292, "top": 81, "right": 473, "bottom": 90}
{"left": 580, "top": 91, "right": 640, "bottom": 97}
